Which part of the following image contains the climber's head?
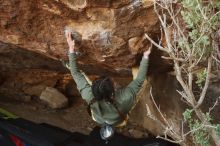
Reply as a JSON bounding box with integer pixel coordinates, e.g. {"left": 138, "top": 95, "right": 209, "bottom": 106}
{"left": 92, "top": 76, "right": 114, "bottom": 102}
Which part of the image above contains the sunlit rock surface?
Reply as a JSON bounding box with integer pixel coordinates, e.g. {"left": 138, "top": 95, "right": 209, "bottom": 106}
{"left": 0, "top": 0, "right": 157, "bottom": 69}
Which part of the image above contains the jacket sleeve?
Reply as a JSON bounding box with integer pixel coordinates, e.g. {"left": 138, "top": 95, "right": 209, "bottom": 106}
{"left": 68, "top": 53, "right": 93, "bottom": 103}
{"left": 126, "top": 57, "right": 149, "bottom": 98}
{"left": 116, "top": 57, "right": 149, "bottom": 113}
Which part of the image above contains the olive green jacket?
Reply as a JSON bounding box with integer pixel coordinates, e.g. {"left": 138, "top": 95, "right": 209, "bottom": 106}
{"left": 68, "top": 53, "right": 149, "bottom": 126}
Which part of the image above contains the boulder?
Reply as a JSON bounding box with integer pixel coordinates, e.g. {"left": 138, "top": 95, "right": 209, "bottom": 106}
{"left": 39, "top": 87, "right": 68, "bottom": 109}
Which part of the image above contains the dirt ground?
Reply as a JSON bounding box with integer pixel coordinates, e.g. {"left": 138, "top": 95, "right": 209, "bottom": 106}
{"left": 0, "top": 96, "right": 150, "bottom": 138}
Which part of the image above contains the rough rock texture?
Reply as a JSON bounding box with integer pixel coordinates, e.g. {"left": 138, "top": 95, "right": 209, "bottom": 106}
{"left": 0, "top": 42, "right": 65, "bottom": 100}
{"left": 129, "top": 76, "right": 185, "bottom": 137}
{"left": 0, "top": 0, "right": 158, "bottom": 71}
{"left": 0, "top": 0, "right": 219, "bottom": 145}
{"left": 40, "top": 87, "right": 68, "bottom": 109}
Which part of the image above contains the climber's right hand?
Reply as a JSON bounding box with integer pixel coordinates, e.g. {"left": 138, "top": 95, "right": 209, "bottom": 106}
{"left": 66, "top": 32, "right": 76, "bottom": 53}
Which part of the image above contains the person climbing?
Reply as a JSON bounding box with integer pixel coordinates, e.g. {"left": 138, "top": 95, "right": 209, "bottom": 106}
{"left": 65, "top": 30, "right": 151, "bottom": 140}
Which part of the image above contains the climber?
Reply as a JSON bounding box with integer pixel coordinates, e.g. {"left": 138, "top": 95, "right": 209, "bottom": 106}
{"left": 65, "top": 31, "right": 151, "bottom": 140}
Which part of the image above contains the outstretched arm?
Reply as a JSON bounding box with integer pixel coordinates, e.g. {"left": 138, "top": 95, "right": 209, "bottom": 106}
{"left": 66, "top": 32, "right": 93, "bottom": 103}
{"left": 126, "top": 48, "right": 151, "bottom": 97}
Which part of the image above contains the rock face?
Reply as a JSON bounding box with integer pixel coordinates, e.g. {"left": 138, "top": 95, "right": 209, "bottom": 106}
{"left": 0, "top": 0, "right": 158, "bottom": 70}
{"left": 129, "top": 75, "right": 186, "bottom": 137}
{"left": 0, "top": 42, "right": 69, "bottom": 101}
{"left": 40, "top": 87, "right": 68, "bottom": 109}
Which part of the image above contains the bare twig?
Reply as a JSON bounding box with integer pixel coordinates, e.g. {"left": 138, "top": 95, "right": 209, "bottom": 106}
{"left": 149, "top": 87, "right": 181, "bottom": 141}
{"left": 176, "top": 90, "right": 191, "bottom": 105}
{"left": 150, "top": 87, "right": 170, "bottom": 126}
{"left": 157, "top": 135, "right": 183, "bottom": 144}
{"left": 196, "top": 0, "right": 207, "bottom": 20}
{"left": 183, "top": 123, "right": 217, "bottom": 138}
{"left": 144, "top": 33, "right": 167, "bottom": 52}
{"left": 175, "top": 62, "right": 196, "bottom": 105}
{"left": 212, "top": 54, "right": 220, "bottom": 63}
{"left": 188, "top": 70, "right": 193, "bottom": 90}
{"left": 161, "top": 56, "right": 185, "bottom": 62}
{"left": 146, "top": 104, "right": 166, "bottom": 127}
{"left": 196, "top": 57, "right": 212, "bottom": 108}
{"left": 157, "top": 1, "right": 190, "bottom": 52}
{"left": 208, "top": 98, "right": 219, "bottom": 113}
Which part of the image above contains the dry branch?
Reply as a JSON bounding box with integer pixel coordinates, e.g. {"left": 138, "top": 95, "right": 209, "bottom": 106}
{"left": 196, "top": 57, "right": 212, "bottom": 108}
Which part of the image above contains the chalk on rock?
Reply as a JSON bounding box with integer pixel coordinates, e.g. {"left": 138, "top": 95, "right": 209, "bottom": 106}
{"left": 40, "top": 87, "right": 68, "bottom": 109}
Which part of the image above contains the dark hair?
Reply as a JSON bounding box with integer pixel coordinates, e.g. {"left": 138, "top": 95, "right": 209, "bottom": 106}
{"left": 92, "top": 76, "right": 114, "bottom": 101}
